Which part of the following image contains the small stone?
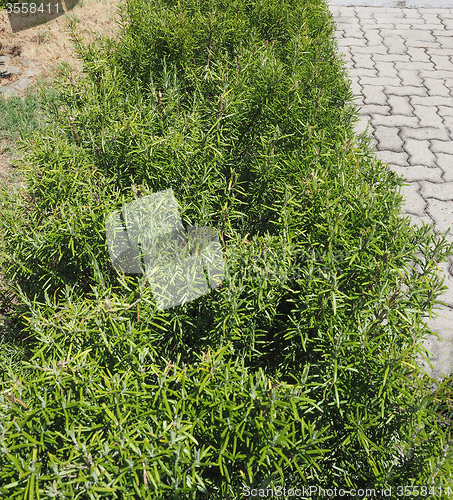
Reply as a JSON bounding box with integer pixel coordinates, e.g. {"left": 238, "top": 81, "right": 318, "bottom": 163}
{"left": 0, "top": 87, "right": 19, "bottom": 98}
{"left": 5, "top": 65, "right": 21, "bottom": 75}
{"left": 12, "top": 77, "right": 30, "bottom": 91}
{"left": 20, "top": 59, "right": 37, "bottom": 69}
{"left": 22, "top": 68, "right": 39, "bottom": 78}
{"left": 0, "top": 55, "right": 11, "bottom": 66}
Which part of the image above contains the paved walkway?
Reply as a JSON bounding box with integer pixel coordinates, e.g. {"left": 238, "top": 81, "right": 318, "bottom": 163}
{"left": 330, "top": 3, "right": 453, "bottom": 381}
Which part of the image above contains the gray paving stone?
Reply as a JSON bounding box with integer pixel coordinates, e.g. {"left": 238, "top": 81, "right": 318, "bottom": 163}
{"left": 0, "top": 87, "right": 18, "bottom": 97}
{"left": 435, "top": 153, "right": 453, "bottom": 181}
{"left": 404, "top": 138, "right": 436, "bottom": 167}
{"left": 423, "top": 78, "right": 451, "bottom": 97}
{"left": 411, "top": 95, "right": 453, "bottom": 107}
{"left": 400, "top": 126, "right": 450, "bottom": 141}
{"left": 352, "top": 53, "right": 375, "bottom": 69}
{"left": 354, "top": 115, "right": 373, "bottom": 135}
{"left": 374, "top": 60, "right": 398, "bottom": 78}
{"left": 434, "top": 105, "right": 453, "bottom": 117}
{"left": 412, "top": 104, "right": 444, "bottom": 128}
{"left": 407, "top": 47, "right": 432, "bottom": 63}
{"left": 434, "top": 36, "right": 453, "bottom": 49}
{"left": 373, "top": 9, "right": 405, "bottom": 19}
{"left": 362, "top": 84, "right": 387, "bottom": 105}
{"left": 22, "top": 69, "right": 39, "bottom": 78}
{"left": 375, "top": 150, "right": 410, "bottom": 167}
{"left": 373, "top": 53, "right": 410, "bottom": 63}
{"left": 20, "top": 59, "right": 36, "bottom": 68}
{"left": 418, "top": 69, "right": 453, "bottom": 80}
{"left": 405, "top": 40, "right": 440, "bottom": 49}
{"left": 372, "top": 114, "right": 419, "bottom": 127}
{"left": 374, "top": 126, "right": 404, "bottom": 152}
{"left": 388, "top": 95, "right": 413, "bottom": 115}
{"left": 358, "top": 103, "right": 391, "bottom": 115}
{"left": 383, "top": 37, "right": 408, "bottom": 55}
{"left": 352, "top": 45, "right": 388, "bottom": 54}
{"left": 12, "top": 77, "right": 30, "bottom": 91}
{"left": 348, "top": 68, "right": 377, "bottom": 78}
{"left": 442, "top": 116, "right": 453, "bottom": 135}
{"left": 421, "top": 181, "right": 453, "bottom": 200}
{"left": 398, "top": 182, "right": 427, "bottom": 216}
{"left": 350, "top": 78, "right": 362, "bottom": 96}
{"left": 428, "top": 48, "right": 453, "bottom": 57}
{"left": 387, "top": 29, "right": 436, "bottom": 43}
{"left": 352, "top": 7, "right": 374, "bottom": 17}
{"left": 363, "top": 31, "right": 385, "bottom": 46}
{"left": 385, "top": 85, "right": 428, "bottom": 97}
{"left": 430, "top": 55, "right": 453, "bottom": 72}
{"left": 398, "top": 69, "right": 424, "bottom": 87}
{"left": 4, "top": 66, "right": 21, "bottom": 75}
{"left": 394, "top": 61, "right": 434, "bottom": 72}
{"left": 339, "top": 37, "right": 368, "bottom": 47}
{"left": 431, "top": 140, "right": 453, "bottom": 155}
{"left": 390, "top": 164, "right": 444, "bottom": 183}
{"left": 421, "top": 311, "right": 453, "bottom": 379}
{"left": 426, "top": 198, "right": 453, "bottom": 247}
{"left": 360, "top": 75, "right": 400, "bottom": 87}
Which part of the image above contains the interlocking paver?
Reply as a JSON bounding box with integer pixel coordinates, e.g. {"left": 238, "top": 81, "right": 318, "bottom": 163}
{"left": 363, "top": 31, "right": 384, "bottom": 47}
{"left": 358, "top": 104, "right": 391, "bottom": 116}
{"left": 362, "top": 84, "right": 387, "bottom": 105}
{"left": 398, "top": 69, "right": 424, "bottom": 87}
{"left": 404, "top": 138, "right": 437, "bottom": 166}
{"left": 372, "top": 114, "right": 419, "bottom": 127}
{"left": 349, "top": 78, "right": 362, "bottom": 96}
{"left": 330, "top": 4, "right": 453, "bottom": 379}
{"left": 418, "top": 69, "right": 453, "bottom": 79}
{"left": 373, "top": 53, "right": 410, "bottom": 63}
{"left": 400, "top": 126, "right": 450, "bottom": 141}
{"left": 348, "top": 68, "right": 377, "bottom": 79}
{"left": 422, "top": 78, "right": 451, "bottom": 96}
{"left": 407, "top": 47, "right": 433, "bottom": 64}
{"left": 388, "top": 95, "right": 413, "bottom": 115}
{"left": 411, "top": 95, "right": 453, "bottom": 107}
{"left": 374, "top": 126, "right": 404, "bottom": 152}
{"left": 384, "top": 84, "right": 428, "bottom": 97}
{"left": 421, "top": 181, "right": 453, "bottom": 200}
{"left": 374, "top": 60, "right": 399, "bottom": 79}
{"left": 399, "top": 182, "right": 427, "bottom": 216}
{"left": 412, "top": 104, "right": 444, "bottom": 127}
{"left": 393, "top": 61, "right": 434, "bottom": 72}
{"left": 430, "top": 55, "right": 453, "bottom": 71}
{"left": 431, "top": 139, "right": 453, "bottom": 155}
{"left": 353, "top": 45, "right": 388, "bottom": 55}
{"left": 435, "top": 152, "right": 453, "bottom": 181}
{"left": 360, "top": 76, "right": 400, "bottom": 87}
{"left": 352, "top": 53, "right": 375, "bottom": 69}
{"left": 391, "top": 165, "right": 444, "bottom": 183}
{"left": 338, "top": 37, "right": 368, "bottom": 47}
{"left": 374, "top": 150, "right": 409, "bottom": 167}
{"left": 442, "top": 115, "right": 453, "bottom": 135}
{"left": 435, "top": 36, "right": 453, "bottom": 49}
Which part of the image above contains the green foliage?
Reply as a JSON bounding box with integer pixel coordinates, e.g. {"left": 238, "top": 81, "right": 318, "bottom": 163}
{"left": 0, "top": 92, "right": 48, "bottom": 141}
{"left": 0, "top": 0, "right": 452, "bottom": 496}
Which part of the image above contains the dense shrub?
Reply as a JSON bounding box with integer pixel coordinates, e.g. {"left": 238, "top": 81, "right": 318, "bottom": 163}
{"left": 0, "top": 0, "right": 452, "bottom": 496}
